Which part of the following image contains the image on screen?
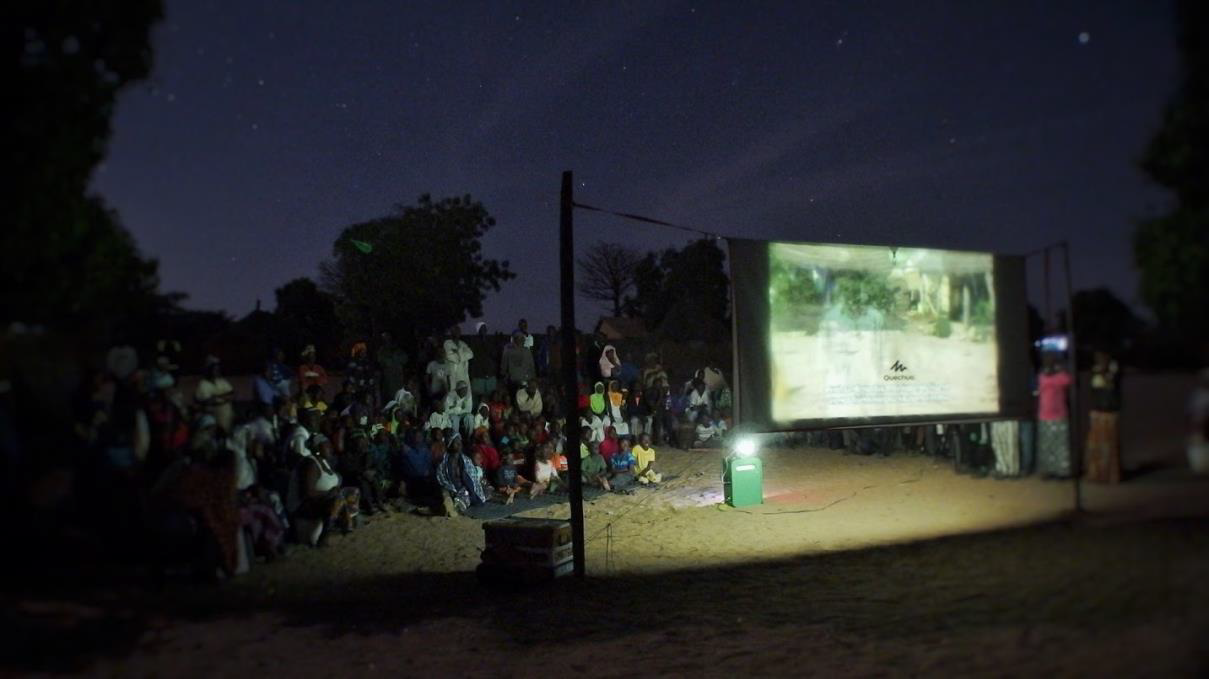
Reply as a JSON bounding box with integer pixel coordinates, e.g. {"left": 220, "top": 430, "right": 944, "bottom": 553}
{"left": 769, "top": 242, "right": 1000, "bottom": 423}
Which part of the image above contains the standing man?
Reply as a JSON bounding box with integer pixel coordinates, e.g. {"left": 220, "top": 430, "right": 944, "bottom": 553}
{"left": 501, "top": 331, "right": 536, "bottom": 392}
{"left": 376, "top": 332, "right": 408, "bottom": 406}
{"left": 443, "top": 325, "right": 474, "bottom": 401}
{"left": 468, "top": 322, "right": 498, "bottom": 399}
{"left": 516, "top": 318, "right": 534, "bottom": 350}
{"left": 195, "top": 355, "right": 236, "bottom": 434}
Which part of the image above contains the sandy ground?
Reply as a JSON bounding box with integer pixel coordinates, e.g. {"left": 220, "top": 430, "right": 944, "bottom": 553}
{"left": 10, "top": 444, "right": 1208, "bottom": 677}
{"left": 11, "top": 372, "right": 1204, "bottom": 676}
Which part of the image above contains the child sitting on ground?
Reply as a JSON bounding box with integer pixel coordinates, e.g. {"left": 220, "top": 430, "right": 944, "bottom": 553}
{"left": 632, "top": 433, "right": 662, "bottom": 485}
{"left": 580, "top": 434, "right": 611, "bottom": 491}
{"left": 495, "top": 448, "right": 529, "bottom": 505}
{"left": 693, "top": 412, "right": 722, "bottom": 448}
{"left": 530, "top": 444, "right": 560, "bottom": 498}
{"left": 609, "top": 437, "right": 638, "bottom": 490}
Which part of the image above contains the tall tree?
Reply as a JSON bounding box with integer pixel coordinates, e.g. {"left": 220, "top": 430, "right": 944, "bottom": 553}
{"left": 1134, "top": 0, "right": 1208, "bottom": 347}
{"left": 4, "top": 1, "right": 166, "bottom": 332}
{"left": 1072, "top": 288, "right": 1146, "bottom": 357}
{"left": 320, "top": 194, "right": 514, "bottom": 350}
{"left": 577, "top": 242, "right": 640, "bottom": 316}
{"left": 624, "top": 239, "right": 730, "bottom": 341}
{"left": 273, "top": 277, "right": 341, "bottom": 362}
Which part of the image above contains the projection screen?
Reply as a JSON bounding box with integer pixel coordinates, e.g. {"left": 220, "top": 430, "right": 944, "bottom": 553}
{"left": 730, "top": 238, "right": 1031, "bottom": 430}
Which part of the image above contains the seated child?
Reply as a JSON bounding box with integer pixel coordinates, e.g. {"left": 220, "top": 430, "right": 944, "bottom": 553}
{"left": 694, "top": 413, "right": 722, "bottom": 448}
{"left": 580, "top": 437, "right": 611, "bottom": 491}
{"left": 609, "top": 437, "right": 638, "bottom": 489}
{"left": 632, "top": 433, "right": 662, "bottom": 485}
{"left": 495, "top": 448, "right": 530, "bottom": 505}
{"left": 530, "top": 444, "right": 561, "bottom": 498}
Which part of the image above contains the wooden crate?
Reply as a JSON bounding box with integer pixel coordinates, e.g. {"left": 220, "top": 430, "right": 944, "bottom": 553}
{"left": 482, "top": 517, "right": 571, "bottom": 549}
{"left": 482, "top": 541, "right": 573, "bottom": 568}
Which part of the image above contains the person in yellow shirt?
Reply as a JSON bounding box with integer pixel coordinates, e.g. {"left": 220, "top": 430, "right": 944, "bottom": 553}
{"left": 632, "top": 433, "right": 662, "bottom": 485}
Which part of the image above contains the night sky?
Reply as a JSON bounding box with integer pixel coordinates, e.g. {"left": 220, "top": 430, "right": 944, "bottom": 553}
{"left": 93, "top": 0, "right": 1179, "bottom": 329}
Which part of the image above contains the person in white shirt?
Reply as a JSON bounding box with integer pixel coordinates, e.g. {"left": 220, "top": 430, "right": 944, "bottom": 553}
{"left": 443, "top": 326, "right": 474, "bottom": 396}
{"left": 385, "top": 380, "right": 419, "bottom": 419}
{"left": 426, "top": 355, "right": 450, "bottom": 399}
{"left": 289, "top": 411, "right": 316, "bottom": 460}
{"left": 444, "top": 381, "right": 474, "bottom": 438}
{"left": 427, "top": 399, "right": 452, "bottom": 433}
{"left": 195, "top": 355, "right": 236, "bottom": 433}
{"left": 473, "top": 402, "right": 491, "bottom": 432}
{"left": 516, "top": 381, "right": 543, "bottom": 417}
{"left": 580, "top": 410, "right": 607, "bottom": 444}
{"left": 687, "top": 379, "right": 711, "bottom": 421}
{"left": 693, "top": 412, "right": 722, "bottom": 448}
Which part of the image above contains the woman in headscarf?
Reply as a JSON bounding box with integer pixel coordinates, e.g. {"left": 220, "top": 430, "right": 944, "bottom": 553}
{"left": 589, "top": 381, "right": 608, "bottom": 417}
{"left": 435, "top": 434, "right": 471, "bottom": 514}
{"left": 599, "top": 345, "right": 621, "bottom": 380}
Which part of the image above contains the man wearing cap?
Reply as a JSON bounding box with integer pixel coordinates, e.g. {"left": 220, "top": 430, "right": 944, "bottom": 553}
{"left": 297, "top": 345, "right": 328, "bottom": 391}
{"left": 195, "top": 356, "right": 236, "bottom": 434}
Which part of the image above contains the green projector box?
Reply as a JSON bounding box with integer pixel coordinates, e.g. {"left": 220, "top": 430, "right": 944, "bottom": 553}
{"left": 723, "top": 456, "right": 763, "bottom": 508}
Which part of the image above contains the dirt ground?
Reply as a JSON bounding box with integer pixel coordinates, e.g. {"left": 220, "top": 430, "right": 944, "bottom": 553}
{"left": 9, "top": 443, "right": 1209, "bottom": 677}
{"left": 10, "top": 372, "right": 1206, "bottom": 676}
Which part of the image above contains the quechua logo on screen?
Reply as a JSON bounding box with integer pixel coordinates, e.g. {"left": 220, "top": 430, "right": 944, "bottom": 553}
{"left": 885, "top": 361, "right": 914, "bottom": 381}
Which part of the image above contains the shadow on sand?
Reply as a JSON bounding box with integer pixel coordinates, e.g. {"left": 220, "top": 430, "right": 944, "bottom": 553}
{"left": 7, "top": 514, "right": 1209, "bottom": 673}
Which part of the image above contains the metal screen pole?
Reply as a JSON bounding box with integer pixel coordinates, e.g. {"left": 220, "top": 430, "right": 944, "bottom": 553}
{"left": 1061, "top": 241, "right": 1083, "bottom": 513}
{"left": 559, "top": 170, "right": 586, "bottom": 577}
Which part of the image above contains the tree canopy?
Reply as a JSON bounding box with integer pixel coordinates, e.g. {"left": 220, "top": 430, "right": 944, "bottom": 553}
{"left": 625, "top": 239, "right": 730, "bottom": 341}
{"left": 4, "top": 0, "right": 166, "bottom": 334}
{"left": 1134, "top": 0, "right": 1208, "bottom": 349}
{"left": 320, "top": 194, "right": 514, "bottom": 348}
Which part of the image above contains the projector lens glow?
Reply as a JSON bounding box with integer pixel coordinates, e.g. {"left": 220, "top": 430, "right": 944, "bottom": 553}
{"left": 735, "top": 439, "right": 757, "bottom": 457}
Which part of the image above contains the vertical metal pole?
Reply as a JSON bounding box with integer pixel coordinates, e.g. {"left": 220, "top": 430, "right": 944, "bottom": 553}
{"left": 1043, "top": 248, "right": 1052, "bottom": 327}
{"left": 560, "top": 170, "right": 586, "bottom": 577}
{"left": 1061, "top": 241, "right": 1082, "bottom": 513}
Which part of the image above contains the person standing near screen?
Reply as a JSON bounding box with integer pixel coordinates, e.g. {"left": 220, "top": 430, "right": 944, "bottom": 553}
{"left": 1035, "top": 354, "right": 1072, "bottom": 478}
{"left": 1084, "top": 351, "right": 1122, "bottom": 483}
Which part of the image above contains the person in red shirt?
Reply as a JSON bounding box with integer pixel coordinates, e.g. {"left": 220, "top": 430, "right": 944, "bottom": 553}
{"left": 1036, "top": 354, "right": 1073, "bottom": 478}
{"left": 472, "top": 427, "right": 501, "bottom": 478}
{"left": 297, "top": 345, "right": 329, "bottom": 391}
{"left": 598, "top": 425, "right": 620, "bottom": 466}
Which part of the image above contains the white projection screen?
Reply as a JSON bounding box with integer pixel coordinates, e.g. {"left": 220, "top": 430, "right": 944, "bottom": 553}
{"left": 730, "top": 238, "right": 1031, "bottom": 430}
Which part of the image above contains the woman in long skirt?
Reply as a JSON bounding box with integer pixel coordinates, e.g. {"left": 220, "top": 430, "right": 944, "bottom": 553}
{"left": 1084, "top": 351, "right": 1122, "bottom": 483}
{"left": 1036, "top": 355, "right": 1073, "bottom": 478}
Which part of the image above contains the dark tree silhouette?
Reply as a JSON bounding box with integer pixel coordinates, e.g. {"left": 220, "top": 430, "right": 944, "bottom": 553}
{"left": 1072, "top": 288, "right": 1146, "bottom": 357}
{"left": 4, "top": 1, "right": 166, "bottom": 333}
{"left": 624, "top": 239, "right": 730, "bottom": 341}
{"left": 274, "top": 277, "right": 342, "bottom": 363}
{"left": 577, "top": 242, "right": 641, "bottom": 316}
{"left": 320, "top": 194, "right": 514, "bottom": 349}
{"left": 1134, "top": 0, "right": 1208, "bottom": 346}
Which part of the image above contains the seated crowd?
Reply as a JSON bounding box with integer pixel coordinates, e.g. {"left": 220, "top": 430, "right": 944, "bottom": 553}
{"left": 75, "top": 320, "right": 733, "bottom": 580}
